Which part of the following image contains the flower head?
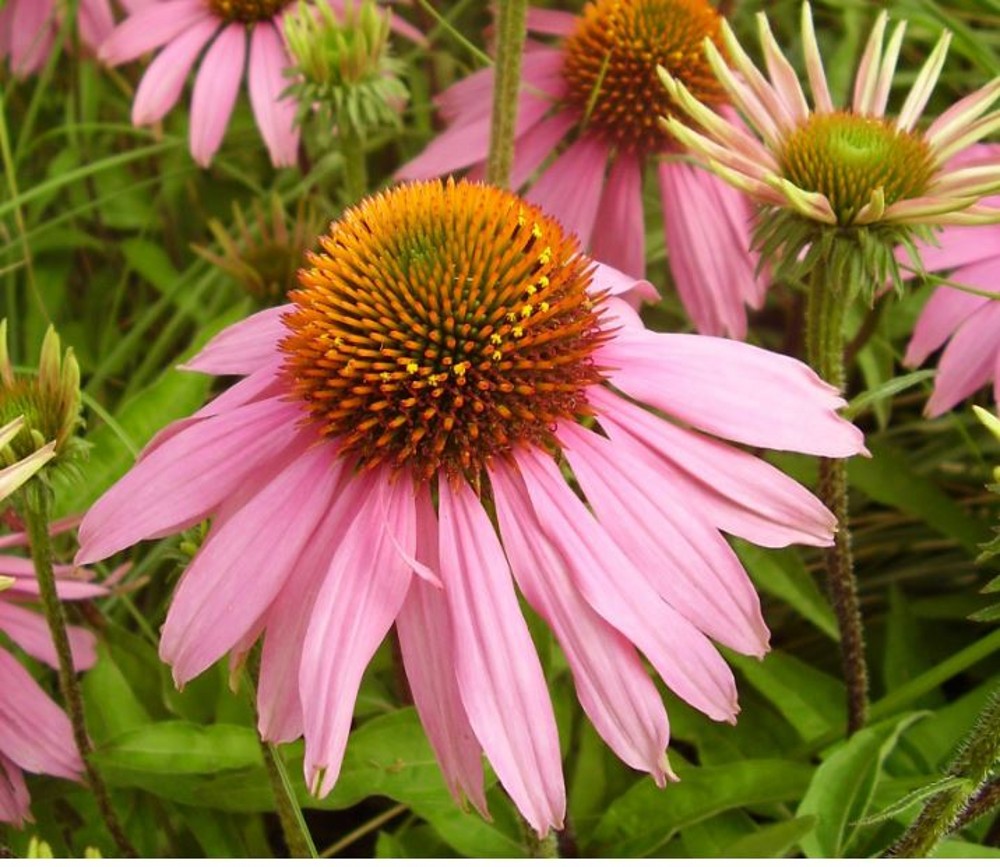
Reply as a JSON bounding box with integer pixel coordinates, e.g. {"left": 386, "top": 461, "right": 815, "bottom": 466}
{"left": 660, "top": 3, "right": 1000, "bottom": 231}
{"left": 398, "top": 0, "right": 767, "bottom": 339}
{"left": 77, "top": 179, "right": 864, "bottom": 834}
{"left": 99, "top": 0, "right": 422, "bottom": 167}
{"left": 0, "top": 517, "right": 102, "bottom": 826}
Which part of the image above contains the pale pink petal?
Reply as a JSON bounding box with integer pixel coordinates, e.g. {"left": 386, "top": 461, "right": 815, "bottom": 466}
{"left": 516, "top": 448, "right": 740, "bottom": 723}
{"left": 189, "top": 23, "right": 246, "bottom": 168}
{"left": 589, "top": 261, "right": 658, "bottom": 310}
{"left": 248, "top": 22, "right": 299, "bottom": 168}
{"left": 525, "top": 7, "right": 577, "bottom": 36}
{"left": 0, "top": 515, "right": 81, "bottom": 549}
{"left": 0, "top": 755, "right": 31, "bottom": 827}
{"left": 437, "top": 478, "right": 564, "bottom": 836}
{"left": 509, "top": 111, "right": 576, "bottom": 190}
{"left": 301, "top": 470, "right": 417, "bottom": 797}
{"left": 76, "top": 396, "right": 307, "bottom": 565}
{"left": 590, "top": 387, "right": 838, "bottom": 548}
{"left": 595, "top": 329, "right": 866, "bottom": 457}
{"left": 161, "top": 440, "right": 343, "bottom": 685}
{"left": 526, "top": 135, "right": 608, "bottom": 245}
{"left": 851, "top": 10, "right": 887, "bottom": 114}
{"left": 491, "top": 461, "right": 673, "bottom": 783}
{"left": 132, "top": 18, "right": 218, "bottom": 125}
{"left": 0, "top": 648, "right": 82, "bottom": 780}
{"left": 591, "top": 153, "right": 646, "bottom": 280}
{"left": 907, "top": 221, "right": 1000, "bottom": 276}
{"left": 99, "top": 0, "right": 212, "bottom": 65}
{"left": 182, "top": 304, "right": 291, "bottom": 375}
{"left": 78, "top": 0, "right": 115, "bottom": 52}
{"left": 904, "top": 283, "right": 992, "bottom": 367}
{"left": 0, "top": 601, "right": 96, "bottom": 670}
{"left": 925, "top": 302, "right": 1000, "bottom": 417}
{"left": 9, "top": 0, "right": 56, "bottom": 76}
{"left": 560, "top": 424, "right": 769, "bottom": 656}
{"left": 396, "top": 490, "right": 488, "bottom": 815}
{"left": 7, "top": 576, "right": 105, "bottom": 601}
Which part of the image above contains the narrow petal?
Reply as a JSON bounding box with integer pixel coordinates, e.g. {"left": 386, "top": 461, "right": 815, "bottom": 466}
{"left": 131, "top": 17, "right": 218, "bottom": 125}
{"left": 595, "top": 329, "right": 867, "bottom": 457}
{"left": 591, "top": 152, "right": 646, "bottom": 279}
{"left": 437, "top": 478, "right": 565, "bottom": 836}
{"left": 515, "top": 449, "right": 739, "bottom": 723}
{"left": 851, "top": 9, "right": 887, "bottom": 114}
{"left": 0, "top": 442, "right": 55, "bottom": 503}
{"left": 897, "top": 31, "right": 951, "bottom": 131}
{"left": 491, "top": 461, "right": 673, "bottom": 783}
{"left": 560, "top": 423, "right": 769, "bottom": 656}
{"left": 161, "top": 440, "right": 343, "bottom": 685}
{"left": 301, "top": 470, "right": 417, "bottom": 797}
{"left": 189, "top": 23, "right": 246, "bottom": 167}
{"left": 248, "top": 22, "right": 299, "bottom": 168}
{"left": 800, "top": 3, "right": 832, "bottom": 112}
{"left": 99, "top": 0, "right": 211, "bottom": 65}
{"left": 396, "top": 490, "right": 488, "bottom": 815}
{"left": 9, "top": 0, "right": 55, "bottom": 76}
{"left": 904, "top": 283, "right": 991, "bottom": 367}
{"left": 509, "top": 111, "right": 576, "bottom": 190}
{"left": 0, "top": 756, "right": 31, "bottom": 827}
{"left": 925, "top": 79, "right": 1000, "bottom": 153}
{"left": 0, "top": 602, "right": 96, "bottom": 671}
{"left": 925, "top": 302, "right": 1000, "bottom": 417}
{"left": 526, "top": 135, "right": 608, "bottom": 246}
{"left": 871, "top": 21, "right": 906, "bottom": 117}
{"left": 78, "top": 0, "right": 115, "bottom": 52}
{"left": 181, "top": 304, "right": 291, "bottom": 375}
{"left": 756, "top": 12, "right": 808, "bottom": 122}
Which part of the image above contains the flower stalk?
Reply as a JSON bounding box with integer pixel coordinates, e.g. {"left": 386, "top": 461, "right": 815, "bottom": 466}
{"left": 805, "top": 261, "right": 869, "bottom": 734}
{"left": 21, "top": 478, "right": 136, "bottom": 857}
{"left": 485, "top": 0, "right": 528, "bottom": 187}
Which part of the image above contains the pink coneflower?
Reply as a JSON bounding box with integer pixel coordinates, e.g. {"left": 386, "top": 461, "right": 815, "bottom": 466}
{"left": 660, "top": 3, "right": 1000, "bottom": 230}
{"left": 76, "top": 180, "right": 864, "bottom": 834}
{"left": 99, "top": 0, "right": 423, "bottom": 168}
{"left": 0, "top": 518, "right": 100, "bottom": 826}
{"left": 0, "top": 0, "right": 127, "bottom": 77}
{"left": 398, "top": 0, "right": 767, "bottom": 339}
{"left": 904, "top": 193, "right": 1000, "bottom": 418}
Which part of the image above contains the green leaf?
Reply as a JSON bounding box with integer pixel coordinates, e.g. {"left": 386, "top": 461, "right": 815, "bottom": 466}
{"left": 796, "top": 714, "right": 926, "bottom": 857}
{"left": 591, "top": 759, "right": 814, "bottom": 857}
{"left": 717, "top": 816, "right": 818, "bottom": 858}
{"left": 91, "top": 721, "right": 261, "bottom": 775}
{"left": 855, "top": 776, "right": 971, "bottom": 827}
{"left": 120, "top": 238, "right": 180, "bottom": 295}
{"left": 82, "top": 642, "right": 152, "bottom": 742}
{"left": 845, "top": 370, "right": 934, "bottom": 421}
{"left": 935, "top": 840, "right": 1000, "bottom": 858}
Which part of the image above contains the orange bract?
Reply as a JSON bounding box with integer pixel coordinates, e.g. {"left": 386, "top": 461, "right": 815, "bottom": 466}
{"left": 281, "top": 180, "right": 608, "bottom": 483}
{"left": 562, "top": 0, "right": 727, "bottom": 155}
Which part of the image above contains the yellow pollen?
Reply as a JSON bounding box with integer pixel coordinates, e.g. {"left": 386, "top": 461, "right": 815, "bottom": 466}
{"left": 539, "top": 247, "right": 552, "bottom": 265}
{"left": 540, "top": 302, "right": 550, "bottom": 312}
{"left": 526, "top": 285, "right": 537, "bottom": 296}
{"left": 281, "top": 180, "right": 609, "bottom": 483}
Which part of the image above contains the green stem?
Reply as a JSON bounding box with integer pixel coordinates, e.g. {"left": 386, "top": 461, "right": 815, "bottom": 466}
{"left": 891, "top": 686, "right": 1000, "bottom": 857}
{"left": 805, "top": 264, "right": 869, "bottom": 734}
{"left": 340, "top": 122, "right": 368, "bottom": 205}
{"left": 21, "top": 480, "right": 137, "bottom": 857}
{"left": 485, "top": 0, "right": 528, "bottom": 188}
{"left": 242, "top": 668, "right": 318, "bottom": 858}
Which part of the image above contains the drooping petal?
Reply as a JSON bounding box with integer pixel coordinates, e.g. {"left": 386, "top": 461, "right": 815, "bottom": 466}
{"left": 526, "top": 135, "right": 608, "bottom": 245}
{"left": 301, "top": 470, "right": 417, "bottom": 797}
{"left": 515, "top": 448, "right": 740, "bottom": 724}
{"left": 925, "top": 301, "right": 1000, "bottom": 417}
{"left": 160, "top": 440, "right": 342, "bottom": 685}
{"left": 437, "top": 478, "right": 565, "bottom": 836}
{"left": 396, "top": 489, "right": 488, "bottom": 815}
{"left": 525, "top": 7, "right": 577, "bottom": 36}
{"left": 591, "top": 152, "right": 646, "bottom": 280}
{"left": 99, "top": 0, "right": 212, "bottom": 65}
{"left": 0, "top": 601, "right": 96, "bottom": 671}
{"left": 188, "top": 23, "right": 246, "bottom": 167}
{"left": 0, "top": 755, "right": 31, "bottom": 828}
{"left": 248, "top": 22, "right": 299, "bottom": 168}
{"left": 904, "top": 282, "right": 992, "bottom": 367}
{"left": 509, "top": 111, "right": 576, "bottom": 190}
{"left": 9, "top": 0, "right": 56, "bottom": 76}
{"left": 78, "top": 0, "right": 115, "bottom": 52}
{"left": 490, "top": 460, "right": 673, "bottom": 784}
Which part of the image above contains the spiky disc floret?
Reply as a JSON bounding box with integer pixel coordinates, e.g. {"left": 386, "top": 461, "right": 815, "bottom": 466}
{"left": 561, "top": 0, "right": 727, "bottom": 155}
{"left": 281, "top": 180, "right": 609, "bottom": 483}
{"left": 207, "top": 0, "right": 291, "bottom": 23}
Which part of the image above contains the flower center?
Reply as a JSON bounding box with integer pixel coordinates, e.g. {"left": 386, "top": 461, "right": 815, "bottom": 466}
{"left": 281, "top": 180, "right": 608, "bottom": 483}
{"left": 778, "top": 112, "right": 936, "bottom": 225}
{"left": 561, "top": 0, "right": 727, "bottom": 155}
{"left": 206, "top": 0, "right": 292, "bottom": 23}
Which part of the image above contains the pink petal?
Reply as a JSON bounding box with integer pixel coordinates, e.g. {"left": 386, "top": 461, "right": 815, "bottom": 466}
{"left": 509, "top": 111, "right": 576, "bottom": 190}
{"left": 560, "top": 423, "right": 769, "bottom": 656}
{"left": 437, "top": 478, "right": 565, "bottom": 836}
{"left": 926, "top": 301, "right": 1000, "bottom": 417}
{"left": 591, "top": 152, "right": 646, "bottom": 280}
{"left": 595, "top": 329, "right": 867, "bottom": 458}
{"left": 0, "top": 755, "right": 31, "bottom": 827}
{"left": 905, "top": 282, "right": 992, "bottom": 367}
{"left": 10, "top": 0, "right": 56, "bottom": 76}
{"left": 301, "top": 470, "right": 417, "bottom": 796}
{"left": 490, "top": 461, "right": 673, "bottom": 783}
{"left": 515, "top": 448, "right": 740, "bottom": 723}
{"left": 161, "top": 439, "right": 343, "bottom": 685}
{"left": 396, "top": 490, "right": 488, "bottom": 815}
{"left": 99, "top": 0, "right": 212, "bottom": 65}
{"left": 590, "top": 387, "right": 837, "bottom": 548}
{"left": 189, "top": 23, "right": 246, "bottom": 168}
{"left": 78, "top": 0, "right": 115, "bottom": 52}
{"left": 132, "top": 17, "right": 218, "bottom": 125}
{"left": 589, "top": 261, "right": 658, "bottom": 306}
{"left": 0, "top": 648, "right": 82, "bottom": 780}
{"left": 248, "top": 22, "right": 299, "bottom": 168}
{"left": 0, "top": 602, "right": 96, "bottom": 670}
{"left": 182, "top": 304, "right": 291, "bottom": 375}
{"left": 526, "top": 134, "right": 608, "bottom": 245}
{"left": 77, "top": 396, "right": 307, "bottom": 565}
{"left": 525, "top": 7, "right": 577, "bottom": 36}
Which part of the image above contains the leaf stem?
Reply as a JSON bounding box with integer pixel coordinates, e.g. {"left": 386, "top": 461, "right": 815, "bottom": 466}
{"left": 485, "top": 0, "right": 528, "bottom": 188}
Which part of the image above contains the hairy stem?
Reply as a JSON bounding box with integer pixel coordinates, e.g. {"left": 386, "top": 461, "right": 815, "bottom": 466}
{"left": 805, "top": 266, "right": 869, "bottom": 734}
{"left": 340, "top": 123, "right": 368, "bottom": 206}
{"left": 22, "top": 480, "right": 137, "bottom": 857}
{"left": 485, "top": 0, "right": 528, "bottom": 188}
